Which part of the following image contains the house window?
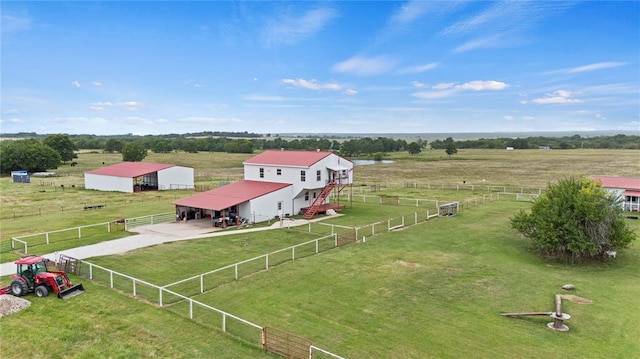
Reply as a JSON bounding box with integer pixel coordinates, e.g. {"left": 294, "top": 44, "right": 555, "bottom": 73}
{"left": 277, "top": 201, "right": 283, "bottom": 211}
{"left": 313, "top": 191, "right": 317, "bottom": 199}
{"left": 301, "top": 170, "right": 306, "bottom": 182}
{"left": 316, "top": 170, "right": 321, "bottom": 181}
{"left": 259, "top": 168, "right": 264, "bottom": 178}
{"left": 304, "top": 191, "right": 309, "bottom": 201}
{"left": 277, "top": 169, "right": 281, "bottom": 176}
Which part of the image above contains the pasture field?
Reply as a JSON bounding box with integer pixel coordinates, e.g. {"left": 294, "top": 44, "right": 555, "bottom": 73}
{"left": 0, "top": 148, "right": 638, "bottom": 358}
{"left": 2, "top": 200, "right": 635, "bottom": 358}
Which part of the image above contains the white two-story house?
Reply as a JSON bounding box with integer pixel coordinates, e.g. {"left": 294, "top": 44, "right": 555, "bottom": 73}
{"left": 173, "top": 150, "right": 353, "bottom": 225}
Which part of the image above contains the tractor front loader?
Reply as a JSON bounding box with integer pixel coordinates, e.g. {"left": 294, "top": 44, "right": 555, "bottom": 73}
{"left": 0, "top": 256, "right": 85, "bottom": 299}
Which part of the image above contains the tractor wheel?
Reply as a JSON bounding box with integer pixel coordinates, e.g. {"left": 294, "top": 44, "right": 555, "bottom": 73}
{"left": 35, "top": 285, "right": 49, "bottom": 298}
{"left": 10, "top": 279, "right": 28, "bottom": 297}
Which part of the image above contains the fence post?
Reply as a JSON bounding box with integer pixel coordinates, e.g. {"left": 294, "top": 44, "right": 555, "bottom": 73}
{"left": 133, "top": 279, "right": 137, "bottom": 297}
{"left": 200, "top": 274, "right": 204, "bottom": 293}
{"left": 89, "top": 263, "right": 93, "bottom": 279}
{"left": 334, "top": 233, "right": 338, "bottom": 247}
{"left": 222, "top": 313, "right": 227, "bottom": 332}
{"left": 415, "top": 212, "right": 418, "bottom": 224}
{"left": 234, "top": 264, "right": 239, "bottom": 280}
{"left": 46, "top": 232, "right": 50, "bottom": 245}
{"left": 189, "top": 300, "right": 193, "bottom": 319}
{"left": 159, "top": 288, "right": 163, "bottom": 307}
{"left": 266, "top": 254, "right": 270, "bottom": 270}
{"left": 78, "top": 227, "right": 82, "bottom": 239}
{"left": 108, "top": 222, "right": 111, "bottom": 233}
{"left": 292, "top": 246, "right": 296, "bottom": 260}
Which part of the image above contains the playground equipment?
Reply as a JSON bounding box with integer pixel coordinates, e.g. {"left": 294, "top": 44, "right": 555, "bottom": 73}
{"left": 502, "top": 294, "right": 571, "bottom": 331}
{"left": 0, "top": 256, "right": 84, "bottom": 299}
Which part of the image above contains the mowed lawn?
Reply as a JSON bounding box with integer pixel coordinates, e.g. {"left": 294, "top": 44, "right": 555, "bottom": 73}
{"left": 73, "top": 200, "right": 639, "bottom": 358}
{"left": 185, "top": 200, "right": 639, "bottom": 358}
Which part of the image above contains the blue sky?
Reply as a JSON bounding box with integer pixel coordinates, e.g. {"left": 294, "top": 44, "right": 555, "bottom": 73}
{"left": 1, "top": 1, "right": 639, "bottom": 136}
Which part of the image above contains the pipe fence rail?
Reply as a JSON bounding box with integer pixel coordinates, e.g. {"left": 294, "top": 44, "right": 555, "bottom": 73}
{"left": 351, "top": 181, "right": 545, "bottom": 195}
{"left": 8, "top": 212, "right": 174, "bottom": 254}
{"left": 77, "top": 258, "right": 343, "bottom": 359}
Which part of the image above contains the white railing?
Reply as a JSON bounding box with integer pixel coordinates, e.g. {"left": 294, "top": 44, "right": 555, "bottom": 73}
{"left": 8, "top": 213, "right": 176, "bottom": 254}
{"left": 162, "top": 234, "right": 337, "bottom": 295}
{"left": 79, "top": 258, "right": 343, "bottom": 358}
{"left": 81, "top": 260, "right": 263, "bottom": 344}
{"left": 125, "top": 212, "right": 175, "bottom": 230}
{"left": 11, "top": 221, "right": 117, "bottom": 254}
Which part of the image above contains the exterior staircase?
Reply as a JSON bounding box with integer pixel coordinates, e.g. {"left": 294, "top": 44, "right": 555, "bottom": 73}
{"left": 302, "top": 180, "right": 337, "bottom": 220}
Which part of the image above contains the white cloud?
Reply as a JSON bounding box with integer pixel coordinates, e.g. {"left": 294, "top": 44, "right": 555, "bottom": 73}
{"left": 89, "top": 101, "right": 143, "bottom": 111}
{"left": 343, "top": 89, "right": 358, "bottom": 95}
{"left": 72, "top": 81, "right": 81, "bottom": 88}
{"left": 265, "top": 7, "right": 337, "bottom": 46}
{"left": 399, "top": 62, "right": 438, "bottom": 74}
{"left": 567, "top": 62, "right": 626, "bottom": 73}
{"left": 504, "top": 115, "right": 514, "bottom": 120}
{"left": 332, "top": 56, "right": 396, "bottom": 76}
{"left": 3, "top": 108, "right": 21, "bottom": 115}
{"left": 1, "top": 14, "right": 31, "bottom": 33}
{"left": 414, "top": 80, "right": 508, "bottom": 100}
{"left": 282, "top": 78, "right": 342, "bottom": 91}
{"left": 531, "top": 90, "right": 583, "bottom": 104}
{"left": 432, "top": 83, "right": 455, "bottom": 90}
{"left": 456, "top": 80, "right": 508, "bottom": 91}
{"left": 412, "top": 81, "right": 427, "bottom": 88}
{"left": 93, "top": 81, "right": 103, "bottom": 87}
{"left": 412, "top": 89, "right": 457, "bottom": 99}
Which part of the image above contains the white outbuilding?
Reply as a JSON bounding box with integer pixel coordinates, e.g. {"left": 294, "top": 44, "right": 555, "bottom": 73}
{"left": 85, "top": 162, "right": 194, "bottom": 193}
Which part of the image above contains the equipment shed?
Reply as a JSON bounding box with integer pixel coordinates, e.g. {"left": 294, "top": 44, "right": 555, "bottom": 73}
{"left": 591, "top": 175, "right": 640, "bottom": 212}
{"left": 85, "top": 162, "right": 194, "bottom": 193}
{"left": 173, "top": 180, "right": 292, "bottom": 225}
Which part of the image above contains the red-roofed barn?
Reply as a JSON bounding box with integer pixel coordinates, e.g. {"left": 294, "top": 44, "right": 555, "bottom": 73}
{"left": 591, "top": 175, "right": 640, "bottom": 212}
{"left": 173, "top": 150, "right": 353, "bottom": 225}
{"left": 85, "top": 162, "right": 194, "bottom": 193}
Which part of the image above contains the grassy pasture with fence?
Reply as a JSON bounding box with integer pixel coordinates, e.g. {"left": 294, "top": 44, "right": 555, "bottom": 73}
{"left": 1, "top": 148, "right": 639, "bottom": 358}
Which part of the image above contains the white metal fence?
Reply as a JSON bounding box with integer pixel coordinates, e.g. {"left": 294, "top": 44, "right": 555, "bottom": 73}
{"left": 9, "top": 212, "right": 176, "bottom": 254}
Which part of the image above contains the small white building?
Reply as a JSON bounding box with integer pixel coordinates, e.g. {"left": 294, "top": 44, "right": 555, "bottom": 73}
{"left": 85, "top": 162, "right": 194, "bottom": 193}
{"left": 174, "top": 150, "right": 353, "bottom": 224}
{"left": 591, "top": 175, "right": 640, "bottom": 212}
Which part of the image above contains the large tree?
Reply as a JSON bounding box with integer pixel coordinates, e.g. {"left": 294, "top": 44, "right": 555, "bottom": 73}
{"left": 510, "top": 177, "right": 636, "bottom": 261}
{"left": 122, "top": 142, "right": 148, "bottom": 162}
{"left": 407, "top": 142, "right": 422, "bottom": 155}
{"left": 104, "top": 139, "right": 124, "bottom": 153}
{"left": 0, "top": 139, "right": 62, "bottom": 173}
{"left": 43, "top": 134, "right": 77, "bottom": 162}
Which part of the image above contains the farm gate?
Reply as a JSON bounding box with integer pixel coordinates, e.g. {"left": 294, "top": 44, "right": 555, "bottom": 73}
{"left": 263, "top": 326, "right": 312, "bottom": 359}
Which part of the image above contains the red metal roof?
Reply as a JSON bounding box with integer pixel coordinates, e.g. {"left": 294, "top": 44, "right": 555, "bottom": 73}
{"left": 626, "top": 191, "right": 640, "bottom": 197}
{"left": 85, "top": 162, "right": 176, "bottom": 178}
{"left": 243, "top": 150, "right": 340, "bottom": 167}
{"left": 173, "top": 180, "right": 291, "bottom": 211}
{"left": 591, "top": 176, "right": 640, "bottom": 190}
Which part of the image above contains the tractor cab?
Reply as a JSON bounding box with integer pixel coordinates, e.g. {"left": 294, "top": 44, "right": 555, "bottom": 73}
{"left": 7, "top": 256, "right": 85, "bottom": 299}
{"left": 16, "top": 259, "right": 48, "bottom": 287}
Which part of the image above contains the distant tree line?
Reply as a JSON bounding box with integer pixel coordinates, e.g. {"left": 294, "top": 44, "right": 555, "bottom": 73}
{"left": 2, "top": 132, "right": 637, "bottom": 174}
{"left": 430, "top": 134, "right": 640, "bottom": 150}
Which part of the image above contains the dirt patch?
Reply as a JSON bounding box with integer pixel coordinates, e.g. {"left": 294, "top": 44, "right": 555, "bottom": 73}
{"left": 0, "top": 295, "right": 31, "bottom": 317}
{"left": 559, "top": 294, "right": 593, "bottom": 304}
{"left": 395, "top": 260, "right": 420, "bottom": 268}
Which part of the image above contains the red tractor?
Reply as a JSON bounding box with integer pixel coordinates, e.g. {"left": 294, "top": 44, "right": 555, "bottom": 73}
{"left": 0, "top": 256, "right": 85, "bottom": 299}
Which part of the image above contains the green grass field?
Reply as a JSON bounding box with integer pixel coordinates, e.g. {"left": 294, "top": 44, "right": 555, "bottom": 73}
{"left": 1, "top": 148, "right": 639, "bottom": 358}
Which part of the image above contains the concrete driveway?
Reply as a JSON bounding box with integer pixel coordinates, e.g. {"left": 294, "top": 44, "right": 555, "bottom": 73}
{"left": 0, "top": 217, "right": 324, "bottom": 276}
